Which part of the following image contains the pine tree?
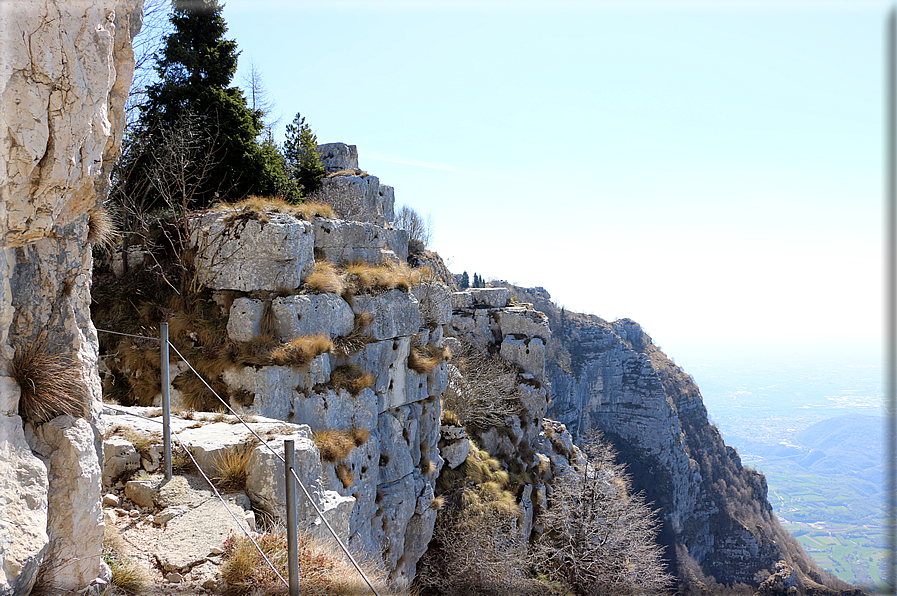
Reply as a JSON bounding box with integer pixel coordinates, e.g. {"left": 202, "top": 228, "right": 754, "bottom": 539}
{"left": 460, "top": 271, "right": 470, "bottom": 289}
{"left": 284, "top": 112, "right": 325, "bottom": 195}
{"left": 118, "top": 0, "right": 284, "bottom": 211}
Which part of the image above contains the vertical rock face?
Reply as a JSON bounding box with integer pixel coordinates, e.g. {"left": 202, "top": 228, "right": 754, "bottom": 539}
{"left": 0, "top": 0, "right": 141, "bottom": 593}
{"left": 505, "top": 285, "right": 823, "bottom": 589}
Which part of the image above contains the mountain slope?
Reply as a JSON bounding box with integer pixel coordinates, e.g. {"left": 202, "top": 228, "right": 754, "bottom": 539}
{"left": 501, "top": 284, "right": 862, "bottom": 594}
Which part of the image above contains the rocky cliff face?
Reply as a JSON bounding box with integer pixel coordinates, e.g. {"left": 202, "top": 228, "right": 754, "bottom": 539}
{"left": 0, "top": 1, "right": 142, "bottom": 593}
{"left": 503, "top": 285, "right": 848, "bottom": 592}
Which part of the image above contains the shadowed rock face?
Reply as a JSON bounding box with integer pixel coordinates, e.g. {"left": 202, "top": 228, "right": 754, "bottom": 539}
{"left": 0, "top": 0, "right": 142, "bottom": 593}
{"left": 502, "top": 284, "right": 840, "bottom": 590}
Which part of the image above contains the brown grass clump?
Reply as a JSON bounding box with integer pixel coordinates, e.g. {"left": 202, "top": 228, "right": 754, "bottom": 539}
{"left": 304, "top": 261, "right": 345, "bottom": 294}
{"left": 313, "top": 429, "right": 357, "bottom": 463}
{"left": 332, "top": 312, "right": 373, "bottom": 356}
{"left": 350, "top": 427, "right": 370, "bottom": 447}
{"left": 408, "top": 343, "right": 451, "bottom": 374}
{"left": 440, "top": 409, "right": 461, "bottom": 427}
{"left": 294, "top": 201, "right": 336, "bottom": 219}
{"left": 335, "top": 462, "right": 355, "bottom": 488}
{"left": 221, "top": 531, "right": 394, "bottom": 596}
{"left": 343, "top": 261, "right": 419, "bottom": 294}
{"left": 329, "top": 365, "right": 375, "bottom": 397}
{"left": 102, "top": 525, "right": 149, "bottom": 595}
{"left": 213, "top": 440, "right": 259, "bottom": 491}
{"left": 12, "top": 341, "right": 88, "bottom": 424}
{"left": 269, "top": 334, "right": 332, "bottom": 366}
{"left": 88, "top": 205, "right": 118, "bottom": 250}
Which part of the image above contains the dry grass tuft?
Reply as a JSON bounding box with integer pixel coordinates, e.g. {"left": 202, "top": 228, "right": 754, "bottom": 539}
{"left": 326, "top": 168, "right": 368, "bottom": 178}
{"left": 329, "top": 365, "right": 375, "bottom": 397}
{"left": 88, "top": 205, "right": 118, "bottom": 250}
{"left": 332, "top": 312, "right": 373, "bottom": 356}
{"left": 440, "top": 409, "right": 462, "bottom": 427}
{"left": 221, "top": 530, "right": 395, "bottom": 596}
{"left": 12, "top": 340, "right": 89, "bottom": 424}
{"left": 216, "top": 195, "right": 300, "bottom": 217}
{"left": 269, "top": 334, "right": 332, "bottom": 366}
{"left": 294, "top": 201, "right": 337, "bottom": 219}
{"left": 213, "top": 440, "right": 259, "bottom": 491}
{"left": 103, "top": 525, "right": 149, "bottom": 595}
{"left": 105, "top": 425, "right": 161, "bottom": 460}
{"left": 343, "top": 261, "right": 419, "bottom": 294}
{"left": 335, "top": 462, "right": 355, "bottom": 488}
{"left": 408, "top": 343, "right": 451, "bottom": 374}
{"left": 313, "top": 429, "right": 358, "bottom": 463}
{"left": 350, "top": 427, "right": 370, "bottom": 447}
{"left": 304, "top": 260, "right": 345, "bottom": 294}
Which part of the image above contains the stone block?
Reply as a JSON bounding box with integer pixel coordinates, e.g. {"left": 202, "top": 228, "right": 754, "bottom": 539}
{"left": 156, "top": 494, "right": 250, "bottom": 572}
{"left": 468, "top": 287, "right": 509, "bottom": 308}
{"left": 293, "top": 387, "right": 377, "bottom": 434}
{"left": 226, "top": 298, "right": 266, "bottom": 342}
{"left": 451, "top": 292, "right": 473, "bottom": 310}
{"left": 272, "top": 293, "right": 354, "bottom": 340}
{"left": 377, "top": 410, "right": 415, "bottom": 484}
{"left": 192, "top": 212, "right": 314, "bottom": 292}
{"left": 412, "top": 283, "right": 452, "bottom": 326}
{"left": 311, "top": 175, "right": 396, "bottom": 226}
{"left": 222, "top": 358, "right": 330, "bottom": 420}
{"left": 316, "top": 143, "right": 358, "bottom": 172}
{"left": 351, "top": 290, "right": 421, "bottom": 341}
{"left": 102, "top": 437, "right": 140, "bottom": 486}
{"left": 499, "top": 337, "right": 545, "bottom": 381}
{"left": 441, "top": 438, "right": 470, "bottom": 469}
{"left": 496, "top": 306, "right": 551, "bottom": 342}
{"left": 245, "top": 430, "right": 355, "bottom": 543}
{"left": 313, "top": 218, "right": 408, "bottom": 265}
{"left": 33, "top": 417, "right": 107, "bottom": 590}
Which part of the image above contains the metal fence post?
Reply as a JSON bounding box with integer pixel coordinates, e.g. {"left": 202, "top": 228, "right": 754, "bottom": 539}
{"left": 285, "top": 440, "right": 299, "bottom": 596}
{"left": 161, "top": 322, "right": 172, "bottom": 480}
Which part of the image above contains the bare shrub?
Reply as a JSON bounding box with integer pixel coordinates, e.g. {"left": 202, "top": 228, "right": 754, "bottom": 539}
{"left": 441, "top": 338, "right": 522, "bottom": 430}
{"left": 394, "top": 205, "right": 432, "bottom": 249}
{"left": 531, "top": 433, "right": 674, "bottom": 596}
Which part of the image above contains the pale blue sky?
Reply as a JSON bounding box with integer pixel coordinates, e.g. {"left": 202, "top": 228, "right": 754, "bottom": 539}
{"left": 217, "top": 0, "right": 886, "bottom": 367}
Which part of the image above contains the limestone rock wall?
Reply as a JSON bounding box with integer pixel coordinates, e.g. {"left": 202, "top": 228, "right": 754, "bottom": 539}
{"left": 0, "top": 0, "right": 141, "bottom": 593}
{"left": 183, "top": 205, "right": 448, "bottom": 590}
{"left": 505, "top": 284, "right": 823, "bottom": 588}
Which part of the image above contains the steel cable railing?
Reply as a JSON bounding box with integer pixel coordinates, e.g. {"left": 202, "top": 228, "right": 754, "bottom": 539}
{"left": 102, "top": 403, "right": 289, "bottom": 589}
{"left": 97, "top": 326, "right": 381, "bottom": 595}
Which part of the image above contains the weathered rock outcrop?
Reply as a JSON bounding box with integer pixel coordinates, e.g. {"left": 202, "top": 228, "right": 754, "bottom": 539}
{"left": 503, "top": 284, "right": 846, "bottom": 591}
{"left": 0, "top": 1, "right": 141, "bottom": 593}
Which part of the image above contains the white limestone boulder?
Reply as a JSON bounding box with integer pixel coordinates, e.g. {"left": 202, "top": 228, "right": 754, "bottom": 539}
{"left": 245, "top": 430, "right": 355, "bottom": 543}
{"left": 32, "top": 417, "right": 108, "bottom": 591}
{"left": 316, "top": 143, "right": 358, "bottom": 172}
{"left": 192, "top": 212, "right": 314, "bottom": 292}
{"left": 226, "top": 298, "right": 266, "bottom": 342}
{"left": 272, "top": 294, "right": 354, "bottom": 340}
{"left": 222, "top": 357, "right": 331, "bottom": 419}
{"left": 102, "top": 437, "right": 140, "bottom": 487}
{"left": 0, "top": 416, "right": 49, "bottom": 596}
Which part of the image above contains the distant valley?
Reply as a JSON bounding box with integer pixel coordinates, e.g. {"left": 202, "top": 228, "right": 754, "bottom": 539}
{"left": 682, "top": 353, "right": 889, "bottom": 591}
